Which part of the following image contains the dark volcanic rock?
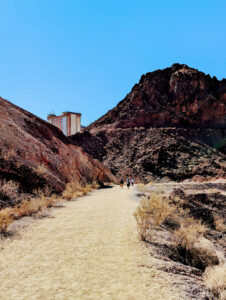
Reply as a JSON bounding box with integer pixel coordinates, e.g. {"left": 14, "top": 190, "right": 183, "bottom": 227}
{"left": 171, "top": 188, "right": 226, "bottom": 229}
{"left": 0, "top": 98, "right": 115, "bottom": 194}
{"left": 72, "top": 64, "right": 226, "bottom": 181}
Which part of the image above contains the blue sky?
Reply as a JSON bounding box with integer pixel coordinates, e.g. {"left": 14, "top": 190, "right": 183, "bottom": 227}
{"left": 0, "top": 0, "right": 225, "bottom": 126}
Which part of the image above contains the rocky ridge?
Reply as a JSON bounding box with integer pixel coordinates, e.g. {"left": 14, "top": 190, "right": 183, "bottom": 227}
{"left": 72, "top": 64, "right": 226, "bottom": 181}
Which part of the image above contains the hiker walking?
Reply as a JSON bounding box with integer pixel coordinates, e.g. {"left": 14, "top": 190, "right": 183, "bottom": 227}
{"left": 120, "top": 179, "right": 124, "bottom": 189}
{"left": 126, "top": 178, "right": 130, "bottom": 189}
{"left": 130, "top": 178, "right": 134, "bottom": 187}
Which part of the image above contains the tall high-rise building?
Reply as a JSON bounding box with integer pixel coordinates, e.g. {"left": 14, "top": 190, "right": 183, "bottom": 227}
{"left": 47, "top": 112, "right": 81, "bottom": 136}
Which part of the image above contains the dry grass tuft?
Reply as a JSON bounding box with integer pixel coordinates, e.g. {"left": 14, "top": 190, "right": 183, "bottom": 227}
{"left": 174, "top": 217, "right": 207, "bottom": 249}
{"left": 176, "top": 235, "right": 219, "bottom": 270}
{"left": 12, "top": 194, "right": 57, "bottom": 220}
{"left": 13, "top": 200, "right": 40, "bottom": 218}
{"left": 173, "top": 215, "right": 220, "bottom": 269}
{"left": 214, "top": 215, "right": 226, "bottom": 232}
{"left": 62, "top": 181, "right": 99, "bottom": 201}
{"left": 137, "top": 183, "right": 150, "bottom": 193}
{"left": 137, "top": 183, "right": 166, "bottom": 195}
{"left": 0, "top": 180, "right": 19, "bottom": 201}
{"left": 148, "top": 181, "right": 154, "bottom": 186}
{"left": 80, "top": 184, "right": 93, "bottom": 195}
{"left": 62, "top": 182, "right": 83, "bottom": 200}
{"left": 2, "top": 149, "right": 16, "bottom": 161}
{"left": 33, "top": 186, "right": 52, "bottom": 197}
{"left": 204, "top": 263, "right": 226, "bottom": 299}
{"left": 91, "top": 181, "right": 100, "bottom": 189}
{"left": 35, "top": 164, "right": 48, "bottom": 176}
{"left": 0, "top": 187, "right": 58, "bottom": 234}
{"left": 0, "top": 178, "right": 97, "bottom": 235}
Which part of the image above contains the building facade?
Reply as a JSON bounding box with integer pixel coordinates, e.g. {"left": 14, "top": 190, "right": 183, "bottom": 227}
{"left": 47, "top": 112, "right": 81, "bottom": 136}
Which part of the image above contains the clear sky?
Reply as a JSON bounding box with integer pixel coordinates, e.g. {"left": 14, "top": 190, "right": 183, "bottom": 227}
{"left": 0, "top": 0, "right": 225, "bottom": 126}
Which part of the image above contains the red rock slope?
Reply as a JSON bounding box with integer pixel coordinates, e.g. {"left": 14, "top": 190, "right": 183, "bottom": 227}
{"left": 0, "top": 98, "right": 114, "bottom": 192}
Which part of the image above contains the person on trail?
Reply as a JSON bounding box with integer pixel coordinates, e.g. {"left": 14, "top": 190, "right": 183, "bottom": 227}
{"left": 126, "top": 178, "right": 130, "bottom": 189}
{"left": 130, "top": 178, "right": 134, "bottom": 187}
{"left": 120, "top": 179, "right": 124, "bottom": 189}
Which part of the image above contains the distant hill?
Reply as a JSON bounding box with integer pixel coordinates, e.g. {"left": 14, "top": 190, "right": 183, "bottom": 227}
{"left": 0, "top": 98, "right": 114, "bottom": 192}
{"left": 72, "top": 64, "right": 226, "bottom": 181}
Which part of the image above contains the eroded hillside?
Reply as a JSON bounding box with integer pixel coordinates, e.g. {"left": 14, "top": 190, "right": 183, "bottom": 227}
{"left": 0, "top": 98, "right": 114, "bottom": 196}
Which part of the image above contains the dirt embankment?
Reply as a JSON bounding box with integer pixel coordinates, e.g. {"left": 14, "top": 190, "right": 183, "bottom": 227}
{"left": 136, "top": 181, "right": 226, "bottom": 299}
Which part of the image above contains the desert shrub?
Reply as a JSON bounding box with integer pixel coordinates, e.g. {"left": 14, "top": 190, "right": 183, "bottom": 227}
{"left": 80, "top": 184, "right": 93, "bottom": 195}
{"left": 134, "top": 193, "right": 176, "bottom": 240}
{"left": 204, "top": 263, "right": 226, "bottom": 299}
{"left": 174, "top": 217, "right": 206, "bottom": 249}
{"left": 134, "top": 197, "right": 152, "bottom": 241}
{"left": 0, "top": 208, "right": 13, "bottom": 234}
{"left": 134, "top": 189, "right": 221, "bottom": 270}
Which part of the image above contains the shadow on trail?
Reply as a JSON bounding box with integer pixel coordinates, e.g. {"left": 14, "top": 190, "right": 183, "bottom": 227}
{"left": 135, "top": 192, "right": 145, "bottom": 198}
{"left": 99, "top": 185, "right": 114, "bottom": 189}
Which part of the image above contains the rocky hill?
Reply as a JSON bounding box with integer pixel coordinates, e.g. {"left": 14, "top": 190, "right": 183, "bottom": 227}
{"left": 72, "top": 64, "right": 226, "bottom": 181}
{"left": 0, "top": 98, "right": 114, "bottom": 193}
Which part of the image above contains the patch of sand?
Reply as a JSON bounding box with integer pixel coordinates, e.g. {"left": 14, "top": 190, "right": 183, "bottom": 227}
{"left": 0, "top": 186, "right": 183, "bottom": 300}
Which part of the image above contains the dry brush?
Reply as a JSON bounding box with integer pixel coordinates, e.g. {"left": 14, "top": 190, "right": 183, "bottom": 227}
{"left": 135, "top": 184, "right": 226, "bottom": 298}
{"left": 0, "top": 179, "right": 100, "bottom": 235}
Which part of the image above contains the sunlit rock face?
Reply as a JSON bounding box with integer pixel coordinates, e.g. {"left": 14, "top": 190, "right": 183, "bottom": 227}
{"left": 72, "top": 64, "right": 226, "bottom": 181}
{"left": 86, "top": 63, "right": 225, "bottom": 131}
{"left": 0, "top": 98, "right": 114, "bottom": 192}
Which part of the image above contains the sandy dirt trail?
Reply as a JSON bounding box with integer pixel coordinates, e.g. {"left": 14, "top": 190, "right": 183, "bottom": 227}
{"left": 0, "top": 186, "right": 183, "bottom": 300}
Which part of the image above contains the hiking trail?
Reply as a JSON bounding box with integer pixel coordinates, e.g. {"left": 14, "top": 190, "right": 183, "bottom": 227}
{"left": 0, "top": 186, "right": 183, "bottom": 300}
